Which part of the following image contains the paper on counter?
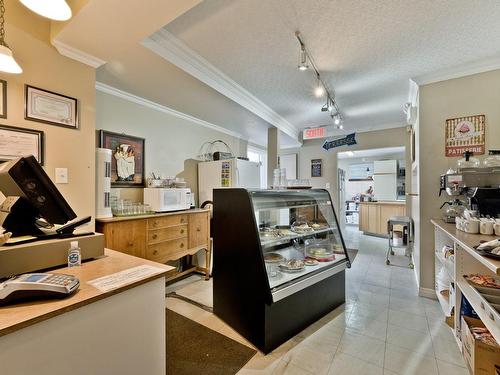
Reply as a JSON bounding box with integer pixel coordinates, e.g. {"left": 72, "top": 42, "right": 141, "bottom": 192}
{"left": 87, "top": 265, "right": 166, "bottom": 292}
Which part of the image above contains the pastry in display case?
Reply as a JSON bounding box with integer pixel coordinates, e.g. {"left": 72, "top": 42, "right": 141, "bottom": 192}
{"left": 213, "top": 188, "right": 350, "bottom": 353}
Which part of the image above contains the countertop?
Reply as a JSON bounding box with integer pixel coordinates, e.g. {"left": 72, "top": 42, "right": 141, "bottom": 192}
{"left": 96, "top": 208, "right": 210, "bottom": 223}
{"left": 359, "top": 201, "right": 406, "bottom": 205}
{"left": 431, "top": 218, "right": 499, "bottom": 275}
{"left": 0, "top": 249, "right": 175, "bottom": 337}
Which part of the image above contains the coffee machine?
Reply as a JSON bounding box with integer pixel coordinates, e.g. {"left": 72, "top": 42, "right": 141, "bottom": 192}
{"left": 439, "top": 167, "right": 500, "bottom": 219}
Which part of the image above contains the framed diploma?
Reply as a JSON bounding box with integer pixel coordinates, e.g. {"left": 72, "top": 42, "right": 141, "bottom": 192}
{"left": 0, "top": 80, "right": 6, "bottom": 119}
{"left": 25, "top": 85, "right": 78, "bottom": 129}
{"left": 0, "top": 125, "right": 44, "bottom": 165}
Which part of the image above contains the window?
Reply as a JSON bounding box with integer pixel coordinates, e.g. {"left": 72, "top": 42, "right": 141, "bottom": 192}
{"left": 247, "top": 146, "right": 267, "bottom": 189}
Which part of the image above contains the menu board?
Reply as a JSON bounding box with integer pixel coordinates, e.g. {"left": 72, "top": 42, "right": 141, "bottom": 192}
{"left": 311, "top": 159, "right": 322, "bottom": 177}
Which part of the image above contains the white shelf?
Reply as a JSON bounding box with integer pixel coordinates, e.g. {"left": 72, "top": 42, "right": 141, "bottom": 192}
{"left": 435, "top": 252, "right": 454, "bottom": 279}
{"left": 456, "top": 277, "right": 500, "bottom": 344}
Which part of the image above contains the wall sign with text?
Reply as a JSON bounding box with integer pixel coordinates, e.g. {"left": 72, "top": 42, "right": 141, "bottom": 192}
{"left": 303, "top": 127, "right": 326, "bottom": 140}
{"left": 311, "top": 159, "right": 322, "bottom": 177}
{"left": 445, "top": 115, "right": 485, "bottom": 157}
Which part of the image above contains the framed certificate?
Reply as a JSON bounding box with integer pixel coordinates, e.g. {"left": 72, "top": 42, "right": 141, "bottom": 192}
{"left": 25, "top": 85, "right": 78, "bottom": 129}
{"left": 0, "top": 124, "right": 44, "bottom": 165}
{"left": 0, "top": 79, "right": 7, "bottom": 119}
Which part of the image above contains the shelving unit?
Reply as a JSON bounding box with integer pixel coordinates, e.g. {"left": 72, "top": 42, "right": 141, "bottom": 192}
{"left": 431, "top": 219, "right": 500, "bottom": 349}
{"left": 345, "top": 200, "right": 359, "bottom": 226}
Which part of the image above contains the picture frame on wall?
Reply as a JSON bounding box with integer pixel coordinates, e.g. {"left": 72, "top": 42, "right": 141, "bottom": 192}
{"left": 0, "top": 80, "right": 7, "bottom": 119}
{"left": 0, "top": 124, "right": 44, "bottom": 165}
{"left": 25, "top": 85, "right": 79, "bottom": 129}
{"left": 311, "top": 159, "right": 322, "bottom": 177}
{"left": 99, "top": 130, "right": 145, "bottom": 187}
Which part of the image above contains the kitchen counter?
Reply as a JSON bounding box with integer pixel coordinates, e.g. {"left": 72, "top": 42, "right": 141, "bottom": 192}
{"left": 359, "top": 201, "right": 406, "bottom": 236}
{"left": 96, "top": 207, "right": 210, "bottom": 223}
{"left": 0, "top": 249, "right": 175, "bottom": 375}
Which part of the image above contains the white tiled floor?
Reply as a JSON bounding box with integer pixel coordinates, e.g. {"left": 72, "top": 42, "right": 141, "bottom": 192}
{"left": 166, "top": 231, "right": 468, "bottom": 375}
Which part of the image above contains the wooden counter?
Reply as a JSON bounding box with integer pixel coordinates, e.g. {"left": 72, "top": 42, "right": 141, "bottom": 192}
{"left": 0, "top": 249, "right": 174, "bottom": 337}
{"left": 96, "top": 208, "right": 211, "bottom": 282}
{"left": 359, "top": 201, "right": 406, "bottom": 236}
{"left": 0, "top": 249, "right": 174, "bottom": 375}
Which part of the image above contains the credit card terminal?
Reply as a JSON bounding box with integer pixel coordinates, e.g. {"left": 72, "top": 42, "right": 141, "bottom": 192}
{"left": 0, "top": 273, "right": 79, "bottom": 306}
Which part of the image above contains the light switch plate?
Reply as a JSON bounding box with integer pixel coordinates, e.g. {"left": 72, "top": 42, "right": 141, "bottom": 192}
{"left": 55, "top": 168, "right": 68, "bottom": 184}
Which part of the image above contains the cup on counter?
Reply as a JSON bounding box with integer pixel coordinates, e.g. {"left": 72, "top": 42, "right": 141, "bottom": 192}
{"left": 479, "top": 218, "right": 495, "bottom": 235}
{"left": 494, "top": 219, "right": 500, "bottom": 236}
{"left": 463, "top": 218, "right": 480, "bottom": 234}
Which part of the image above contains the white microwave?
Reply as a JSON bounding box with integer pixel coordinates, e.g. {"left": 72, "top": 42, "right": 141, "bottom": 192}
{"left": 143, "top": 188, "right": 192, "bottom": 212}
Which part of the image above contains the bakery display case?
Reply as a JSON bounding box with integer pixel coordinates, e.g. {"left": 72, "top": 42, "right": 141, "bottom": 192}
{"left": 213, "top": 188, "right": 350, "bottom": 353}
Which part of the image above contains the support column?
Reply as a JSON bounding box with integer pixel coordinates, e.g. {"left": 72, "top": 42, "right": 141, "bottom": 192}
{"left": 267, "top": 128, "right": 280, "bottom": 188}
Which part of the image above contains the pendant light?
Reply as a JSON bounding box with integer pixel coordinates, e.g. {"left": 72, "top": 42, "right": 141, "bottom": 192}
{"left": 0, "top": 0, "right": 22, "bottom": 74}
{"left": 19, "top": 0, "right": 72, "bottom": 21}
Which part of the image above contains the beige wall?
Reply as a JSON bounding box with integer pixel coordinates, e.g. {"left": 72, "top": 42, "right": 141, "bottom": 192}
{"left": 96, "top": 90, "right": 248, "bottom": 204}
{"left": 0, "top": 0, "right": 96, "bottom": 228}
{"left": 286, "top": 127, "right": 410, "bottom": 211}
{"left": 418, "top": 69, "right": 500, "bottom": 291}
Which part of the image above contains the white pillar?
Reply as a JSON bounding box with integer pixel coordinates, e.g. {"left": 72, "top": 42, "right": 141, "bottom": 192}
{"left": 267, "top": 128, "right": 280, "bottom": 188}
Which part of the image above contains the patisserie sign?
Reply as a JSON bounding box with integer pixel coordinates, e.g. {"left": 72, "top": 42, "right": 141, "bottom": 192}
{"left": 445, "top": 115, "right": 485, "bottom": 157}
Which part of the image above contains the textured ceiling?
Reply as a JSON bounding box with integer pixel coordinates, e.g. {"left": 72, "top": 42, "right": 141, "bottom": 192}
{"left": 162, "top": 0, "right": 500, "bottom": 132}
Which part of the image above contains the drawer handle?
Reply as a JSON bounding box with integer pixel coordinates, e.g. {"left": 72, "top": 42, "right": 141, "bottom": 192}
{"left": 153, "top": 250, "right": 158, "bottom": 255}
{"left": 128, "top": 241, "right": 133, "bottom": 246}
{"left": 180, "top": 229, "right": 185, "bottom": 234}
{"left": 490, "top": 313, "right": 495, "bottom": 321}
{"left": 197, "top": 228, "right": 201, "bottom": 232}
{"left": 152, "top": 234, "right": 158, "bottom": 239}
{"left": 181, "top": 218, "right": 185, "bottom": 223}
{"left": 480, "top": 302, "right": 485, "bottom": 310}
{"left": 180, "top": 243, "right": 184, "bottom": 248}
{"left": 153, "top": 222, "right": 158, "bottom": 227}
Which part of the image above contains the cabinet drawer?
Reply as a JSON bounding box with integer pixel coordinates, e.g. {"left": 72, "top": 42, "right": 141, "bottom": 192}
{"left": 148, "top": 225, "right": 187, "bottom": 244}
{"left": 148, "top": 215, "right": 187, "bottom": 229}
{"left": 146, "top": 238, "right": 188, "bottom": 263}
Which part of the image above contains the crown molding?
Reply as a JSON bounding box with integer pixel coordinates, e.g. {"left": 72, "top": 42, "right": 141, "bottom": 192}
{"left": 95, "top": 82, "right": 255, "bottom": 143}
{"left": 52, "top": 39, "right": 106, "bottom": 68}
{"left": 142, "top": 29, "right": 299, "bottom": 141}
{"left": 412, "top": 55, "right": 500, "bottom": 85}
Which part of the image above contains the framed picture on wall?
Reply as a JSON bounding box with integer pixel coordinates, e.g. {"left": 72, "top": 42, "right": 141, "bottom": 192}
{"left": 0, "top": 80, "right": 7, "bottom": 119}
{"left": 25, "top": 85, "right": 79, "bottom": 129}
{"left": 99, "top": 130, "right": 145, "bottom": 187}
{"left": 0, "top": 124, "right": 44, "bottom": 165}
{"left": 311, "top": 159, "right": 322, "bottom": 177}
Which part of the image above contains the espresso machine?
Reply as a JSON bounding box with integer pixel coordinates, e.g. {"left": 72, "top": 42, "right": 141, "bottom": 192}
{"left": 439, "top": 167, "right": 500, "bottom": 219}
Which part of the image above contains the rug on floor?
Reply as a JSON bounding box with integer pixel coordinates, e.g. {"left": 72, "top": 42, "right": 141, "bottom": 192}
{"left": 166, "top": 309, "right": 257, "bottom": 375}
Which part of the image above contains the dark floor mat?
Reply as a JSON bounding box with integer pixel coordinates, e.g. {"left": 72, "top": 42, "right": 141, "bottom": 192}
{"left": 166, "top": 309, "right": 257, "bottom": 375}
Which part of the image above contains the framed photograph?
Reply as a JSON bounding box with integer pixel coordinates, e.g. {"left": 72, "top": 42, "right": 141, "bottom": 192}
{"left": 311, "top": 159, "right": 322, "bottom": 177}
{"left": 0, "top": 124, "right": 44, "bottom": 165}
{"left": 25, "top": 85, "right": 79, "bottom": 129}
{"left": 0, "top": 80, "right": 6, "bottom": 119}
{"left": 99, "top": 130, "right": 145, "bottom": 187}
{"left": 445, "top": 114, "right": 485, "bottom": 157}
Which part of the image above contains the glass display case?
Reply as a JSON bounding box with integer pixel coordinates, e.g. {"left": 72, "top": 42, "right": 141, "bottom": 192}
{"left": 213, "top": 188, "right": 350, "bottom": 353}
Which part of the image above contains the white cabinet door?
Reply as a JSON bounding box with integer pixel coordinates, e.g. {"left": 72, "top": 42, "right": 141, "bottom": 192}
{"left": 374, "top": 160, "right": 397, "bottom": 174}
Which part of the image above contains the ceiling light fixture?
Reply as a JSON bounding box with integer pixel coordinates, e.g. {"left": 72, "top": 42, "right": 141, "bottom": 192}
{"left": 297, "top": 45, "right": 308, "bottom": 71}
{"left": 19, "top": 0, "right": 72, "bottom": 21}
{"left": 0, "top": 0, "right": 22, "bottom": 74}
{"left": 295, "top": 31, "right": 342, "bottom": 128}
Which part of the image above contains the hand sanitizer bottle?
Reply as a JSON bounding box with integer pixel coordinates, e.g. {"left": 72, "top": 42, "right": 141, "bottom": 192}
{"left": 68, "top": 241, "right": 81, "bottom": 267}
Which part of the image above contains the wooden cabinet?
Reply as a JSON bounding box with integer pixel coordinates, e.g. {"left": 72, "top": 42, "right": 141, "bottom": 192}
{"left": 359, "top": 202, "right": 406, "bottom": 236}
{"left": 96, "top": 209, "right": 211, "bottom": 281}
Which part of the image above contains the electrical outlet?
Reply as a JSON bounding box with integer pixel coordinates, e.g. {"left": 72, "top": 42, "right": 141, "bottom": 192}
{"left": 55, "top": 168, "right": 68, "bottom": 184}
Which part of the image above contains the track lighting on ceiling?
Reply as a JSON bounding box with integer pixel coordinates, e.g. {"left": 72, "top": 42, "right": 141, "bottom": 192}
{"left": 19, "top": 0, "right": 72, "bottom": 21}
{"left": 0, "top": 0, "right": 22, "bottom": 74}
{"left": 295, "top": 31, "right": 343, "bottom": 128}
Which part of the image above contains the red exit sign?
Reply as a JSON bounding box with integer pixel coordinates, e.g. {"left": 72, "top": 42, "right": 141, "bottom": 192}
{"left": 303, "top": 127, "right": 326, "bottom": 140}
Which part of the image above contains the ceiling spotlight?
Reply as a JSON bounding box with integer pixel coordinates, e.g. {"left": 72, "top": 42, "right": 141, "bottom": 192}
{"left": 314, "top": 83, "right": 325, "bottom": 97}
{"left": 339, "top": 124, "right": 344, "bottom": 129}
{"left": 298, "top": 46, "right": 308, "bottom": 71}
{"left": 19, "top": 0, "right": 72, "bottom": 21}
{"left": 333, "top": 113, "right": 341, "bottom": 125}
{"left": 0, "top": 0, "right": 22, "bottom": 74}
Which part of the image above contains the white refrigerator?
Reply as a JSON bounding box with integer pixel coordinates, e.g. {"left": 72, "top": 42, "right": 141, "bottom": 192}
{"left": 197, "top": 158, "right": 261, "bottom": 272}
{"left": 373, "top": 160, "right": 397, "bottom": 201}
{"left": 198, "top": 158, "right": 261, "bottom": 205}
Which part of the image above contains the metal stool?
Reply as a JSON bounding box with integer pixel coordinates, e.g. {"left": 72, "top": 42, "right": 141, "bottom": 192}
{"left": 386, "top": 216, "right": 414, "bottom": 268}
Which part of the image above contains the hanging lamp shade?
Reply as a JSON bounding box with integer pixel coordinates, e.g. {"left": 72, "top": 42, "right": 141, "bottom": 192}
{"left": 19, "top": 0, "right": 72, "bottom": 21}
{"left": 0, "top": 44, "right": 22, "bottom": 73}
